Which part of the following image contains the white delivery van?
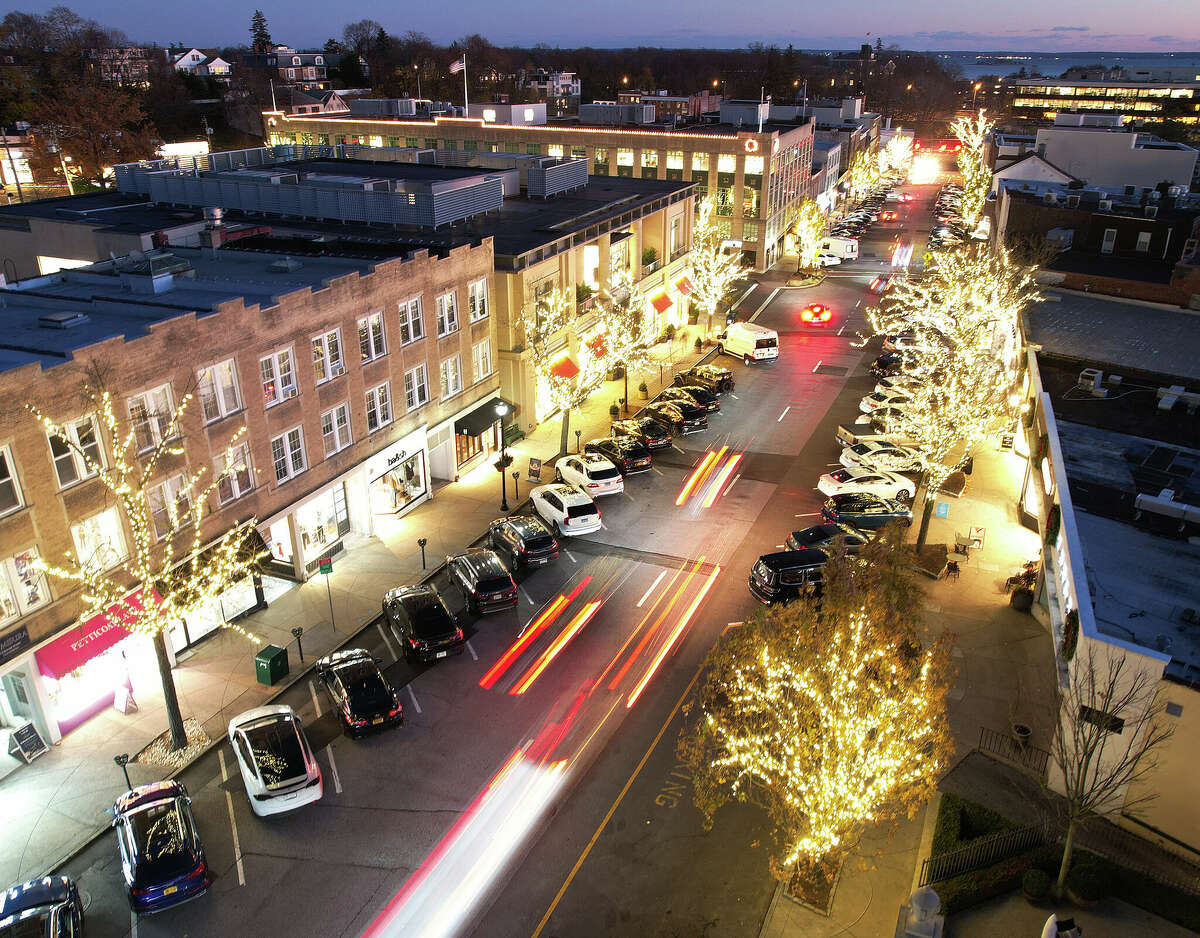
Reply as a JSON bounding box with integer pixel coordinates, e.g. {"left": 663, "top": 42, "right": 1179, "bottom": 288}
{"left": 717, "top": 321, "right": 779, "bottom": 364}
{"left": 820, "top": 236, "right": 859, "bottom": 260}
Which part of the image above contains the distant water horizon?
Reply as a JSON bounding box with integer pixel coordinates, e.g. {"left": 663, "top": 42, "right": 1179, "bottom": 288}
{"left": 803, "top": 49, "right": 1200, "bottom": 81}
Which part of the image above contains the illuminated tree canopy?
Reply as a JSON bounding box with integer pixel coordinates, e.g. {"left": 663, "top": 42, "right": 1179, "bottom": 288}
{"left": 689, "top": 193, "right": 749, "bottom": 332}
{"left": 790, "top": 198, "right": 827, "bottom": 274}
{"left": 949, "top": 109, "right": 995, "bottom": 227}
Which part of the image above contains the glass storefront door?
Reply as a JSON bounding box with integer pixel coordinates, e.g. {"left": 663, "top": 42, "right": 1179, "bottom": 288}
{"left": 295, "top": 483, "right": 350, "bottom": 563}
{"left": 370, "top": 451, "right": 427, "bottom": 515}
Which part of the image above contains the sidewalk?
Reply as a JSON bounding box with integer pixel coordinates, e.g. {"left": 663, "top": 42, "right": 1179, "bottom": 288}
{"left": 0, "top": 328, "right": 719, "bottom": 888}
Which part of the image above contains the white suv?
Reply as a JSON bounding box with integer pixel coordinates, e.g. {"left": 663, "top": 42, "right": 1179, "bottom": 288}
{"left": 228, "top": 705, "right": 323, "bottom": 817}
{"left": 530, "top": 483, "right": 602, "bottom": 537}
{"left": 555, "top": 453, "right": 624, "bottom": 496}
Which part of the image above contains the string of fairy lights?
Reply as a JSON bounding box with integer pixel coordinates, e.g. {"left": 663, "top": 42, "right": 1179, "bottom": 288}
{"left": 689, "top": 194, "right": 750, "bottom": 328}
{"left": 948, "top": 110, "right": 995, "bottom": 228}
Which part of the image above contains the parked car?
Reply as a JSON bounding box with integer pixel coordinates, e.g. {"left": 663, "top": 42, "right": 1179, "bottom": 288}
{"left": 661, "top": 384, "right": 720, "bottom": 413}
{"left": 447, "top": 548, "right": 519, "bottom": 614}
{"left": 815, "top": 252, "right": 842, "bottom": 267}
{"left": 836, "top": 418, "right": 920, "bottom": 450}
{"left": 584, "top": 436, "right": 652, "bottom": 476}
{"left": 227, "top": 705, "right": 323, "bottom": 817}
{"left": 860, "top": 390, "right": 912, "bottom": 414}
{"left": 882, "top": 332, "right": 919, "bottom": 352}
{"left": 676, "top": 362, "right": 735, "bottom": 392}
{"left": 821, "top": 493, "right": 913, "bottom": 529}
{"left": 786, "top": 522, "right": 868, "bottom": 553}
{"left": 612, "top": 416, "right": 673, "bottom": 449}
{"left": 111, "top": 780, "right": 210, "bottom": 914}
{"left": 869, "top": 351, "right": 908, "bottom": 378}
{"left": 488, "top": 515, "right": 560, "bottom": 568}
{"left": 314, "top": 648, "right": 403, "bottom": 736}
{"left": 801, "top": 302, "right": 833, "bottom": 325}
{"left": 383, "top": 584, "right": 465, "bottom": 664}
{"left": 530, "top": 483, "right": 602, "bottom": 537}
{"left": 818, "top": 466, "right": 914, "bottom": 501}
{"left": 840, "top": 440, "right": 924, "bottom": 472}
{"left": 748, "top": 550, "right": 828, "bottom": 605}
{"left": 875, "top": 374, "right": 924, "bottom": 395}
{"left": 554, "top": 452, "right": 625, "bottom": 495}
{"left": 0, "top": 876, "right": 84, "bottom": 936}
{"left": 643, "top": 400, "right": 707, "bottom": 434}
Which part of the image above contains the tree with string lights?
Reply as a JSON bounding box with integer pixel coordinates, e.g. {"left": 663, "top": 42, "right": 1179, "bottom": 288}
{"left": 949, "top": 109, "right": 995, "bottom": 228}
{"left": 688, "top": 193, "right": 749, "bottom": 336}
{"left": 790, "top": 198, "right": 827, "bottom": 275}
{"left": 600, "top": 269, "right": 654, "bottom": 414}
{"left": 846, "top": 149, "right": 881, "bottom": 201}
{"left": 31, "top": 378, "right": 264, "bottom": 752}
{"left": 678, "top": 529, "right": 954, "bottom": 881}
{"left": 877, "top": 133, "right": 913, "bottom": 176}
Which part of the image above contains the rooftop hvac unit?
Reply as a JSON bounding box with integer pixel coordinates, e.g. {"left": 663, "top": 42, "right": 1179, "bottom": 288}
{"left": 1168, "top": 185, "right": 1182, "bottom": 197}
{"left": 1149, "top": 189, "right": 1161, "bottom": 200}
{"left": 1098, "top": 199, "right": 1112, "bottom": 211}
{"left": 1066, "top": 194, "right": 1080, "bottom": 208}
{"left": 1043, "top": 191, "right": 1058, "bottom": 204}
{"left": 1145, "top": 206, "right": 1158, "bottom": 218}
{"left": 1077, "top": 368, "right": 1107, "bottom": 397}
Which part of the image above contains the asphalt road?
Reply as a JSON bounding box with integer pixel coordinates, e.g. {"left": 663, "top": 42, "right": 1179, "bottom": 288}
{"left": 57, "top": 182, "right": 941, "bottom": 938}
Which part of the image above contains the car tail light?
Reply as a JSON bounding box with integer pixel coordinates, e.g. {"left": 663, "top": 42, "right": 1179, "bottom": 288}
{"left": 351, "top": 717, "right": 368, "bottom": 727}
{"left": 130, "top": 886, "right": 153, "bottom": 897}
{"left": 563, "top": 516, "right": 570, "bottom": 525}
{"left": 587, "top": 482, "right": 599, "bottom": 488}
{"left": 185, "top": 862, "right": 207, "bottom": 881}
{"left": 453, "top": 628, "right": 464, "bottom": 641}
{"left": 388, "top": 704, "right": 403, "bottom": 717}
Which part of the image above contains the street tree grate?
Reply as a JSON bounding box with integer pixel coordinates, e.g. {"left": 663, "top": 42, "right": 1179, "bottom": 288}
{"left": 814, "top": 364, "right": 848, "bottom": 376}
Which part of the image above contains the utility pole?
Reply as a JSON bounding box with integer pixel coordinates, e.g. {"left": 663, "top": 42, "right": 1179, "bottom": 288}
{"left": 1, "top": 124, "right": 24, "bottom": 203}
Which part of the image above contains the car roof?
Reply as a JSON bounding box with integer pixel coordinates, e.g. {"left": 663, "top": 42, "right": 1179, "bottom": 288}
{"left": 449, "top": 548, "right": 508, "bottom": 578}
{"left": 385, "top": 583, "right": 440, "bottom": 605}
{"left": 758, "top": 549, "right": 829, "bottom": 570}
{"left": 0, "top": 876, "right": 73, "bottom": 918}
{"left": 316, "top": 646, "right": 374, "bottom": 670}
{"left": 229, "top": 703, "right": 296, "bottom": 733}
{"left": 535, "top": 482, "right": 591, "bottom": 503}
{"left": 114, "top": 780, "right": 187, "bottom": 815}
{"left": 829, "top": 492, "right": 888, "bottom": 507}
{"left": 496, "top": 514, "right": 550, "bottom": 536}
{"left": 578, "top": 452, "right": 611, "bottom": 465}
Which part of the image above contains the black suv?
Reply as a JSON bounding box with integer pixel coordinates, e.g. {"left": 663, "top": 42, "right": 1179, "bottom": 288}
{"left": 447, "top": 548, "right": 518, "bottom": 614}
{"left": 675, "top": 363, "right": 735, "bottom": 393}
{"left": 383, "top": 585, "right": 464, "bottom": 664}
{"left": 612, "top": 416, "right": 673, "bottom": 449}
{"left": 584, "top": 437, "right": 652, "bottom": 475}
{"left": 662, "top": 385, "right": 720, "bottom": 413}
{"left": 644, "top": 400, "right": 707, "bottom": 434}
{"left": 0, "top": 876, "right": 83, "bottom": 938}
{"left": 314, "top": 647, "right": 403, "bottom": 737}
{"left": 488, "top": 515, "right": 559, "bottom": 570}
{"left": 748, "top": 550, "right": 828, "bottom": 605}
{"left": 821, "top": 494, "right": 913, "bottom": 529}
{"left": 786, "top": 522, "right": 868, "bottom": 553}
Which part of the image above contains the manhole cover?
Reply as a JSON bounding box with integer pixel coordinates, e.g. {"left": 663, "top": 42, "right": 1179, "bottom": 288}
{"left": 814, "top": 364, "right": 848, "bottom": 376}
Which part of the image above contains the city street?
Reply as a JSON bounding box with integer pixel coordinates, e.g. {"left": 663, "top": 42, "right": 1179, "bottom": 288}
{"left": 55, "top": 185, "right": 938, "bottom": 938}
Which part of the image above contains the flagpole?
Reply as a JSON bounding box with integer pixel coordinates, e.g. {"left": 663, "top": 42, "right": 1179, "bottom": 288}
{"left": 462, "top": 53, "right": 468, "bottom": 111}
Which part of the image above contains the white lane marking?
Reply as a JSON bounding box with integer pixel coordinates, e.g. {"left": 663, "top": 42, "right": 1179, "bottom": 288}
{"left": 732, "top": 282, "right": 757, "bottom": 311}
{"left": 777, "top": 406, "right": 791, "bottom": 423}
{"left": 724, "top": 473, "right": 742, "bottom": 496}
{"left": 376, "top": 621, "right": 399, "bottom": 663}
{"left": 651, "top": 466, "right": 664, "bottom": 475}
{"left": 601, "top": 521, "right": 609, "bottom": 530}
{"left": 466, "top": 640, "right": 479, "bottom": 661}
{"left": 837, "top": 325, "right": 846, "bottom": 336}
{"left": 326, "top": 747, "right": 343, "bottom": 794}
{"left": 637, "top": 571, "right": 667, "bottom": 608}
{"left": 622, "top": 492, "right": 634, "bottom": 501}
{"left": 308, "top": 680, "right": 322, "bottom": 718}
{"left": 729, "top": 393, "right": 739, "bottom": 400}
{"left": 131, "top": 910, "right": 139, "bottom": 938}
{"left": 748, "top": 287, "right": 780, "bottom": 322}
{"left": 671, "top": 444, "right": 685, "bottom": 453}
{"left": 812, "top": 359, "right": 822, "bottom": 373}
{"left": 406, "top": 685, "right": 422, "bottom": 714}
{"left": 564, "top": 550, "right": 578, "bottom": 563}
{"left": 777, "top": 544, "right": 786, "bottom": 549}
{"left": 855, "top": 299, "right": 862, "bottom": 309}
{"left": 218, "top": 750, "right": 246, "bottom": 887}
{"left": 520, "top": 584, "right": 535, "bottom": 605}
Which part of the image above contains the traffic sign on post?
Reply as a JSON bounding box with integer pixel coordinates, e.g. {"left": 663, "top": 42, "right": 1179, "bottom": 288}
{"left": 319, "top": 556, "right": 333, "bottom": 574}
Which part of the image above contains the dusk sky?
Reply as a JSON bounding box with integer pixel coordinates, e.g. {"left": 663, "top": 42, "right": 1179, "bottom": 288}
{"left": 14, "top": 0, "right": 1200, "bottom": 50}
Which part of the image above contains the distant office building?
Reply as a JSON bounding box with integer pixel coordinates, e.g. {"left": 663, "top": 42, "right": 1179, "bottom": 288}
{"left": 617, "top": 89, "right": 722, "bottom": 121}
{"left": 1005, "top": 75, "right": 1200, "bottom": 124}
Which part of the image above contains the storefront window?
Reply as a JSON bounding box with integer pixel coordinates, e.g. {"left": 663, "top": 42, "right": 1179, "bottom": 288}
{"left": 1, "top": 548, "right": 49, "bottom": 626}
{"left": 295, "top": 484, "right": 349, "bottom": 561}
{"left": 268, "top": 517, "right": 293, "bottom": 565}
{"left": 71, "top": 507, "right": 127, "bottom": 572}
{"left": 372, "top": 452, "right": 426, "bottom": 515}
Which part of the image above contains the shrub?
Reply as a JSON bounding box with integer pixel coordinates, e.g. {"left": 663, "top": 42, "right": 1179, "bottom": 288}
{"left": 638, "top": 380, "right": 648, "bottom": 393}
{"left": 1022, "top": 868, "right": 1050, "bottom": 900}
{"left": 642, "top": 246, "right": 659, "bottom": 265}
{"left": 609, "top": 403, "right": 620, "bottom": 418}
{"left": 694, "top": 337, "right": 703, "bottom": 352}
{"left": 930, "top": 794, "right": 1017, "bottom": 857}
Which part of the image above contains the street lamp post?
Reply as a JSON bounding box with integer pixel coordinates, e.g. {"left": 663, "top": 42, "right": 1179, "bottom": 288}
{"left": 495, "top": 401, "right": 511, "bottom": 512}
{"left": 972, "top": 83, "right": 982, "bottom": 110}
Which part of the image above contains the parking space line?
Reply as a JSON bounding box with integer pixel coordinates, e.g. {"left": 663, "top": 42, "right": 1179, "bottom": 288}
{"left": 131, "top": 909, "right": 138, "bottom": 938}
{"left": 466, "top": 640, "right": 478, "bottom": 661}
{"left": 308, "top": 680, "right": 322, "bottom": 718}
{"left": 326, "top": 747, "right": 343, "bottom": 794}
{"left": 376, "top": 621, "right": 398, "bottom": 663}
{"left": 725, "top": 472, "right": 742, "bottom": 496}
{"left": 777, "top": 406, "right": 791, "bottom": 422}
{"left": 837, "top": 325, "right": 847, "bottom": 336}
{"left": 601, "top": 521, "right": 609, "bottom": 530}
{"left": 520, "top": 584, "right": 535, "bottom": 605}
{"left": 729, "top": 393, "right": 739, "bottom": 400}
{"left": 812, "top": 359, "right": 822, "bottom": 373}
{"left": 671, "top": 444, "right": 685, "bottom": 453}
{"left": 218, "top": 750, "right": 246, "bottom": 886}
{"left": 636, "top": 571, "right": 666, "bottom": 608}
{"left": 651, "top": 466, "right": 663, "bottom": 475}
{"left": 622, "top": 492, "right": 634, "bottom": 501}
{"left": 564, "top": 550, "right": 578, "bottom": 563}
{"left": 796, "top": 512, "right": 820, "bottom": 517}
{"left": 777, "top": 544, "right": 786, "bottom": 548}
{"left": 407, "top": 685, "right": 422, "bottom": 714}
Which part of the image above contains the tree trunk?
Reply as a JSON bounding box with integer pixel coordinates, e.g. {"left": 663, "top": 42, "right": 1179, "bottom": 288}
{"left": 623, "top": 367, "right": 629, "bottom": 415}
{"left": 558, "top": 409, "right": 570, "bottom": 459}
{"left": 154, "top": 630, "right": 188, "bottom": 752}
{"left": 915, "top": 496, "right": 935, "bottom": 552}
{"left": 1054, "top": 817, "right": 1077, "bottom": 900}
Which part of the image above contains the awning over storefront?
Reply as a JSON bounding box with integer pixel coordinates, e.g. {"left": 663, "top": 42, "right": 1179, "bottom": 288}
{"left": 651, "top": 293, "right": 673, "bottom": 314}
{"left": 35, "top": 590, "right": 159, "bottom": 679}
{"left": 585, "top": 334, "right": 608, "bottom": 359}
{"left": 454, "top": 396, "right": 515, "bottom": 437}
{"left": 675, "top": 276, "right": 694, "bottom": 295}
{"left": 548, "top": 356, "right": 580, "bottom": 380}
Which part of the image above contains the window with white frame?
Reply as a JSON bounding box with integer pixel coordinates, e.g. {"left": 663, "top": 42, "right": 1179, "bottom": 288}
{"left": 48, "top": 417, "right": 103, "bottom": 489}
{"left": 365, "top": 383, "right": 392, "bottom": 433}
{"left": 358, "top": 312, "right": 386, "bottom": 362}
{"left": 271, "top": 427, "right": 306, "bottom": 483}
{"left": 197, "top": 359, "right": 242, "bottom": 423}
{"left": 398, "top": 298, "right": 424, "bottom": 345}
{"left": 472, "top": 339, "right": 492, "bottom": 381}
{"left": 404, "top": 364, "right": 429, "bottom": 410}
{"left": 216, "top": 442, "right": 253, "bottom": 504}
{"left": 440, "top": 356, "right": 463, "bottom": 399}
{"left": 148, "top": 474, "right": 192, "bottom": 540}
{"left": 260, "top": 348, "right": 297, "bottom": 406}
{"left": 0, "top": 547, "right": 49, "bottom": 626}
{"left": 435, "top": 292, "right": 459, "bottom": 336}
{"left": 468, "top": 280, "right": 489, "bottom": 322}
{"left": 321, "top": 403, "right": 353, "bottom": 456}
{"left": 312, "top": 328, "right": 345, "bottom": 383}
{"left": 0, "top": 446, "right": 22, "bottom": 516}
{"left": 71, "top": 506, "right": 127, "bottom": 571}
{"left": 127, "top": 384, "right": 175, "bottom": 452}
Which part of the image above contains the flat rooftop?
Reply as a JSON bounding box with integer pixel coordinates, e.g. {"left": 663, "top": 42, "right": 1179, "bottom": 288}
{"left": 0, "top": 190, "right": 206, "bottom": 235}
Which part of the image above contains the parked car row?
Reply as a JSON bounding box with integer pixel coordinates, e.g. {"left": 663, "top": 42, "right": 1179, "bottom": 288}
{"left": 830, "top": 178, "right": 903, "bottom": 240}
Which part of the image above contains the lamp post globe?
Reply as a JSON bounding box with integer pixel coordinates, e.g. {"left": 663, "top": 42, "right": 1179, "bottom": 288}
{"left": 496, "top": 401, "right": 511, "bottom": 511}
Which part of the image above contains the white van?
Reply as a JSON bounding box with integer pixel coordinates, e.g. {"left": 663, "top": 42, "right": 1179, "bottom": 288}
{"left": 717, "top": 321, "right": 779, "bottom": 364}
{"left": 820, "top": 236, "right": 859, "bottom": 260}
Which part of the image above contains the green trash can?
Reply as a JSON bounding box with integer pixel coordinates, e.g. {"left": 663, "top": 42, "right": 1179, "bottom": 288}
{"left": 255, "top": 644, "right": 289, "bottom": 686}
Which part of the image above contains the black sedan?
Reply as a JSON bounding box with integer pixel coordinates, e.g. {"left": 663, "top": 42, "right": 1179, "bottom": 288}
{"left": 0, "top": 875, "right": 83, "bottom": 935}
{"left": 383, "top": 585, "right": 465, "bottom": 664}
{"left": 820, "top": 494, "right": 913, "bottom": 529}
{"left": 584, "top": 436, "right": 652, "bottom": 475}
{"left": 661, "top": 385, "right": 720, "bottom": 413}
{"left": 786, "top": 522, "right": 869, "bottom": 553}
{"left": 314, "top": 647, "right": 403, "bottom": 736}
{"left": 644, "top": 400, "right": 707, "bottom": 434}
{"left": 612, "top": 416, "right": 674, "bottom": 449}
{"left": 488, "top": 515, "right": 559, "bottom": 569}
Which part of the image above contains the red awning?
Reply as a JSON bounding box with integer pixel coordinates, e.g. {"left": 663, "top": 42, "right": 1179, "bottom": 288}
{"left": 586, "top": 335, "right": 608, "bottom": 359}
{"left": 35, "top": 590, "right": 158, "bottom": 678}
{"left": 651, "top": 293, "right": 673, "bottom": 314}
{"left": 675, "top": 276, "right": 694, "bottom": 295}
{"left": 549, "top": 355, "right": 580, "bottom": 379}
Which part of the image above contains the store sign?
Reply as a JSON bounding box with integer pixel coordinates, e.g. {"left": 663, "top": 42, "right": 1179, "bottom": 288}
{"left": 528, "top": 457, "right": 542, "bottom": 481}
{"left": 35, "top": 590, "right": 156, "bottom": 678}
{"left": 0, "top": 624, "right": 30, "bottom": 665}
{"left": 364, "top": 427, "right": 427, "bottom": 482}
{"left": 9, "top": 721, "right": 47, "bottom": 763}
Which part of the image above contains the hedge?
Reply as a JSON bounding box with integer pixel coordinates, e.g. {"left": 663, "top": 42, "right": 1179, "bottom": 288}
{"left": 930, "top": 793, "right": 1019, "bottom": 858}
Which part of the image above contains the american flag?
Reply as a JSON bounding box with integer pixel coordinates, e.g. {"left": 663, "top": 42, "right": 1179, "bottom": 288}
{"left": 449, "top": 56, "right": 465, "bottom": 75}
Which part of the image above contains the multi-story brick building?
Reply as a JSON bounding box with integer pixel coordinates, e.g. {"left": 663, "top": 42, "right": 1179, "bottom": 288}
{"left": 0, "top": 238, "right": 497, "bottom": 745}
{"left": 616, "top": 89, "right": 722, "bottom": 121}
{"left": 518, "top": 69, "right": 581, "bottom": 117}
{"left": 240, "top": 45, "right": 330, "bottom": 93}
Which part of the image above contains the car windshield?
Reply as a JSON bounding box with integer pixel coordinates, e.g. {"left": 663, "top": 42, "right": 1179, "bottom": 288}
{"left": 524, "top": 535, "right": 555, "bottom": 550}
{"left": 407, "top": 598, "right": 455, "bottom": 639}
{"left": 245, "top": 719, "right": 307, "bottom": 788}
{"left": 755, "top": 337, "right": 777, "bottom": 349}
{"left": 850, "top": 443, "right": 871, "bottom": 455}
{"left": 588, "top": 465, "right": 620, "bottom": 480}
{"left": 339, "top": 662, "right": 392, "bottom": 712}
{"left": 477, "top": 575, "right": 512, "bottom": 594}
{"left": 830, "top": 470, "right": 854, "bottom": 483}
{"left": 567, "top": 504, "right": 597, "bottom": 519}
{"left": 126, "top": 801, "right": 195, "bottom": 886}
{"left": 0, "top": 911, "right": 51, "bottom": 937}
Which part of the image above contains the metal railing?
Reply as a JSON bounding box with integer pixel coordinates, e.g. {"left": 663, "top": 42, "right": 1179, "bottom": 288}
{"left": 919, "top": 823, "right": 1049, "bottom": 886}
{"left": 642, "top": 259, "right": 661, "bottom": 277}
{"left": 978, "top": 725, "right": 1051, "bottom": 779}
